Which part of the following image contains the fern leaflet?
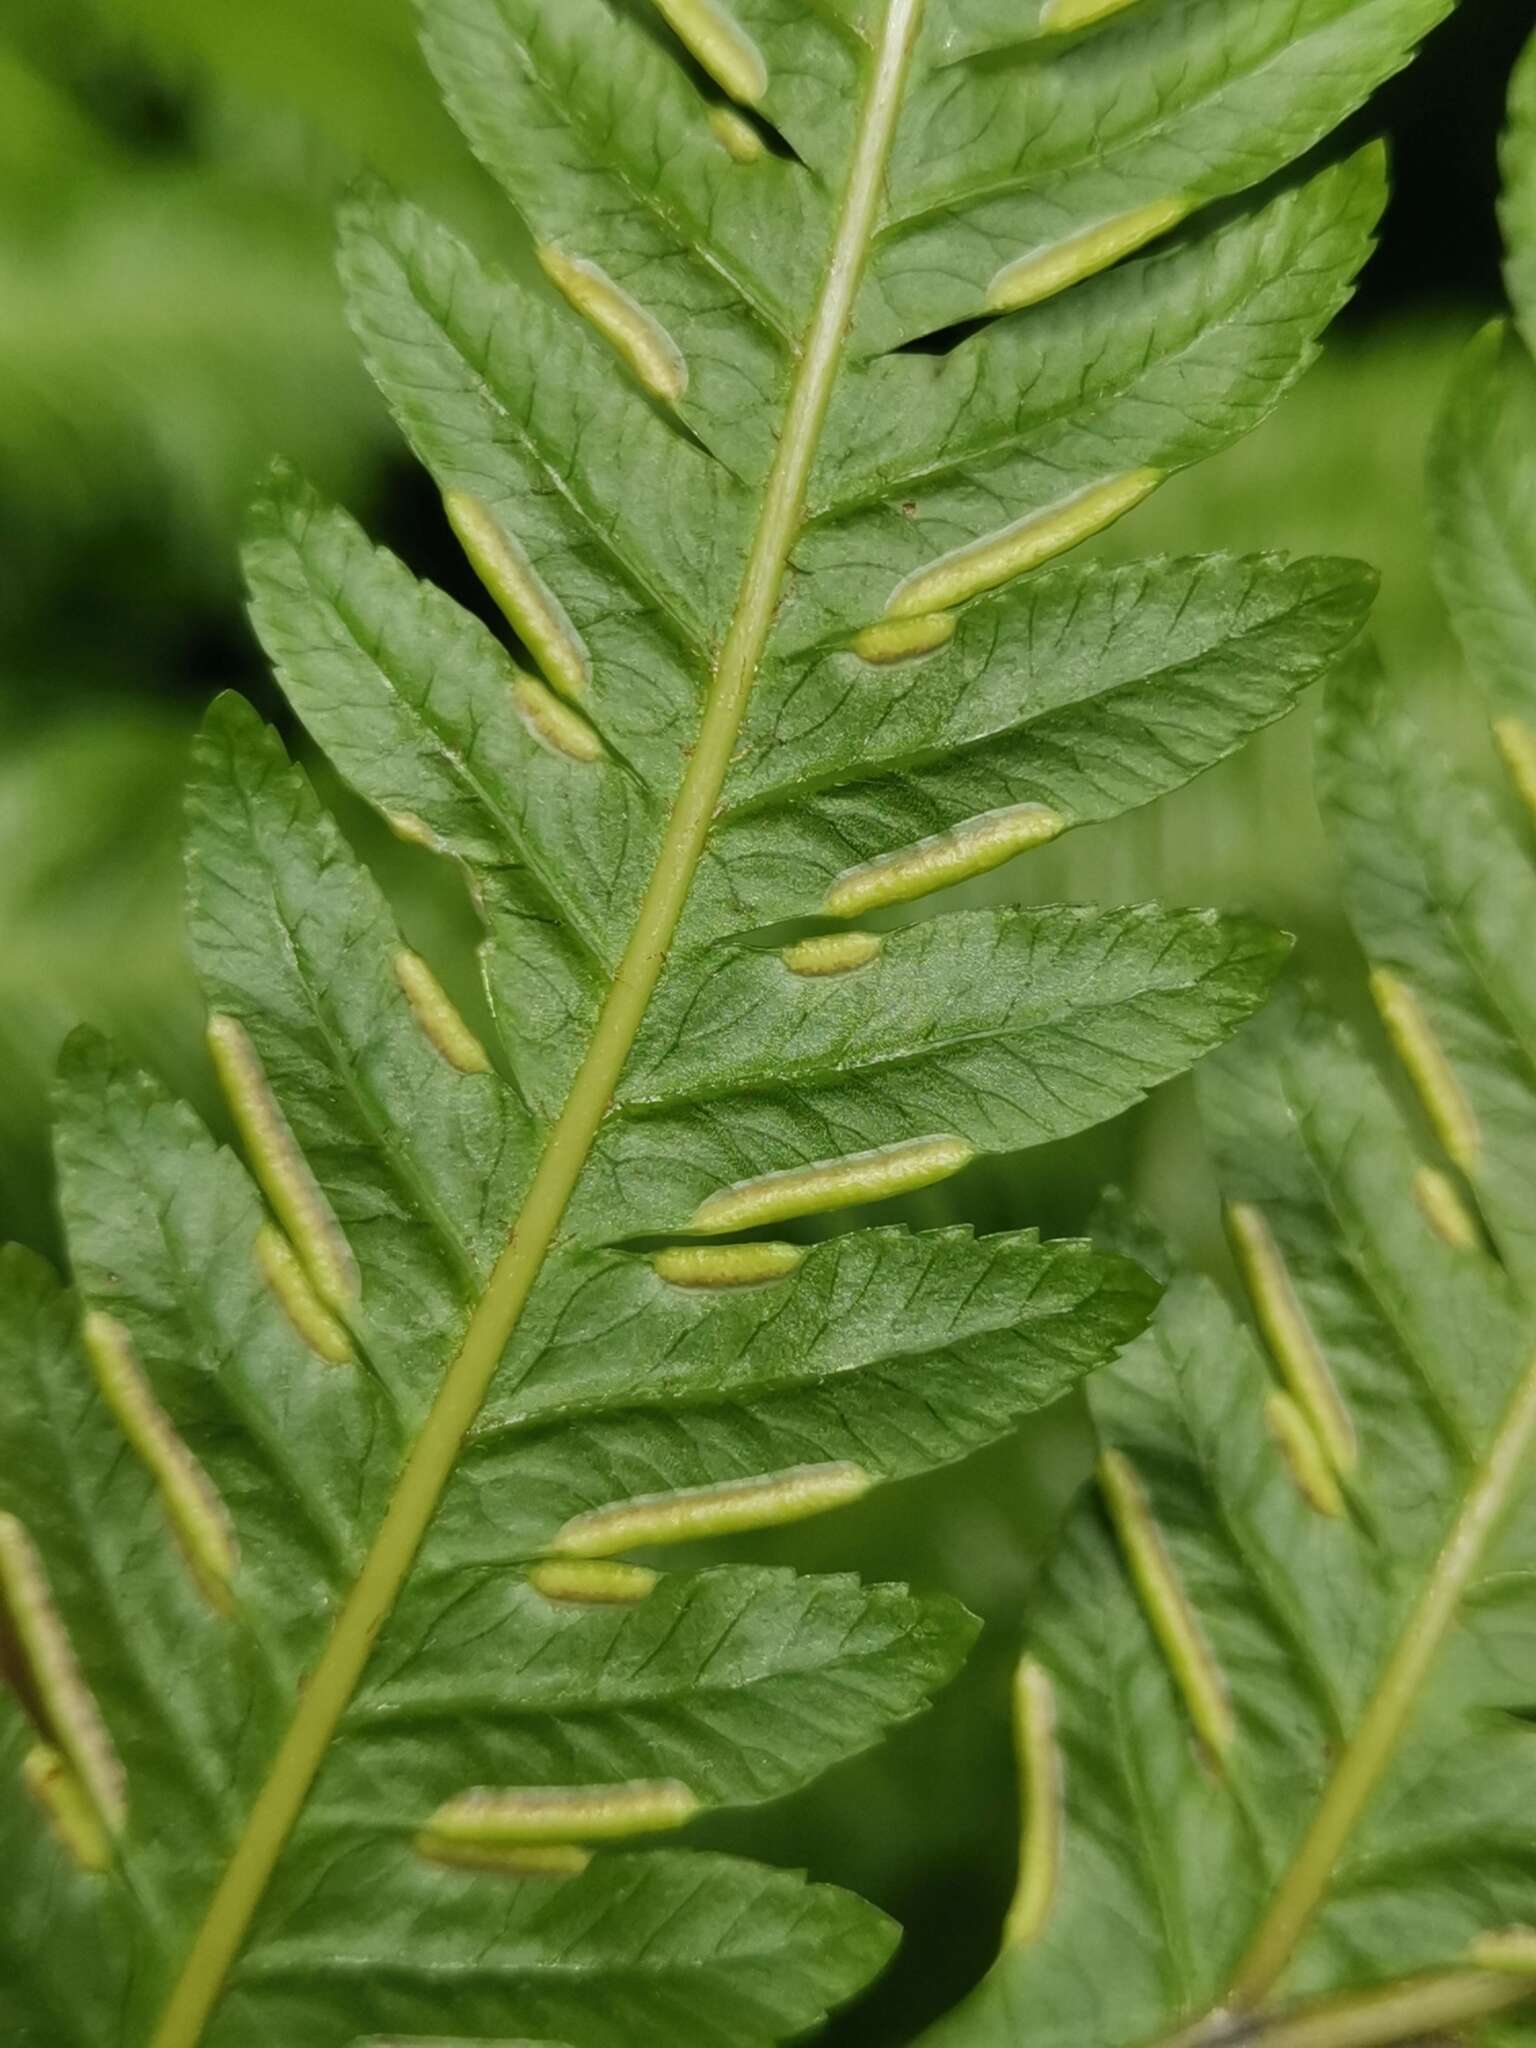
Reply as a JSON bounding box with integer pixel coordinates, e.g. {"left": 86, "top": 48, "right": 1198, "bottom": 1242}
{"left": 0, "top": 0, "right": 1437, "bottom": 2042}
{"left": 925, "top": 39, "right": 1536, "bottom": 2047}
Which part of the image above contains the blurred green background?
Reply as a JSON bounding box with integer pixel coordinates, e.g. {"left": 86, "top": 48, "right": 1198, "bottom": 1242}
{"left": 0, "top": 1, "right": 1527, "bottom": 2040}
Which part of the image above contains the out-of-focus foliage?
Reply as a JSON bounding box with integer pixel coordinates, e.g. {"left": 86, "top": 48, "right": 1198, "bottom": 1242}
{"left": 0, "top": 0, "right": 1478, "bottom": 1266}
{"left": 85, "top": 0, "right": 495, "bottom": 222}
{"left": 769, "top": 372, "right": 1521, "bottom": 2041}
{"left": 1029, "top": 320, "right": 1472, "bottom": 929}
{"left": 0, "top": 0, "right": 508, "bottom": 569}
{"left": 0, "top": 0, "right": 510, "bottom": 1257}
{"left": 0, "top": 7, "right": 1515, "bottom": 2046}
{"left": 0, "top": 712, "right": 199, "bottom": 1237}
{"left": 924, "top": 937, "right": 1536, "bottom": 2048}
{"left": 0, "top": 326, "right": 1477, "bottom": 1257}
{"left": 922, "top": 70, "right": 1536, "bottom": 2032}
{"left": 5, "top": 0, "right": 1414, "bottom": 2028}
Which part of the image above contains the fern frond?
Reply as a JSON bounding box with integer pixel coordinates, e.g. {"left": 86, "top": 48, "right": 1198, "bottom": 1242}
{"left": 925, "top": 41, "right": 1536, "bottom": 2046}
{"left": 2, "top": 1, "right": 1428, "bottom": 2042}
{"left": 920, "top": 969, "right": 1536, "bottom": 2048}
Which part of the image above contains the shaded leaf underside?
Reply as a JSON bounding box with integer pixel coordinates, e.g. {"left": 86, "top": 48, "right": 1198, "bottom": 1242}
{"left": 923, "top": 669, "right": 1536, "bottom": 2048}
{"left": 927, "top": 64, "right": 1536, "bottom": 2044}
{"left": 0, "top": 0, "right": 1441, "bottom": 2043}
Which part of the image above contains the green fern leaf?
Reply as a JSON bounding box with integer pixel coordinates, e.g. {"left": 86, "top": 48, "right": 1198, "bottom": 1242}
{"left": 923, "top": 48, "right": 1536, "bottom": 2044}
{"left": 2, "top": 0, "right": 1428, "bottom": 2041}
{"left": 919, "top": 968, "right": 1536, "bottom": 2048}
{"left": 914, "top": 674, "right": 1536, "bottom": 2048}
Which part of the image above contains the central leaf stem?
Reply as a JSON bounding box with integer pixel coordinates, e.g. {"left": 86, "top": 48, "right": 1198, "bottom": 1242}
{"left": 1229, "top": 1347, "right": 1536, "bottom": 2009}
{"left": 148, "top": 5, "right": 925, "bottom": 2043}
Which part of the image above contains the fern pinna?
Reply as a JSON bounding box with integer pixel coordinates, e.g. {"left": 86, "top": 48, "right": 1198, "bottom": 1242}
{"left": 927, "top": 32, "right": 1536, "bottom": 2048}
{"left": 0, "top": 1, "right": 1440, "bottom": 2043}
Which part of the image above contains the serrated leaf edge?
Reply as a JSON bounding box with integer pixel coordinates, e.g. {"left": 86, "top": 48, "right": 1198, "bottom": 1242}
{"left": 145, "top": 7, "right": 927, "bottom": 2040}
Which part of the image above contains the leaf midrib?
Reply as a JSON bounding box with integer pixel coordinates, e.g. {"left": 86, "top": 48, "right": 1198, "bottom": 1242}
{"left": 1146, "top": 1338, "right": 1536, "bottom": 2045}
{"left": 145, "top": 6, "right": 926, "bottom": 2041}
